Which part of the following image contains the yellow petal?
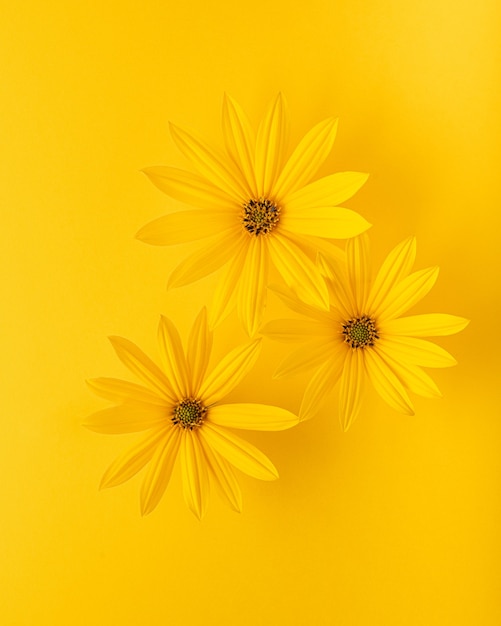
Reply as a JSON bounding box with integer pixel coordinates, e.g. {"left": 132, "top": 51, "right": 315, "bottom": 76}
{"left": 199, "top": 339, "right": 261, "bottom": 405}
{"left": 317, "top": 253, "right": 354, "bottom": 321}
{"left": 140, "top": 426, "right": 181, "bottom": 516}
{"left": 346, "top": 233, "right": 371, "bottom": 315}
{"left": 274, "top": 338, "right": 334, "bottom": 378}
{"left": 200, "top": 423, "right": 278, "bottom": 481}
{"left": 208, "top": 403, "right": 298, "bottom": 431}
{"left": 376, "top": 346, "right": 442, "bottom": 398}
{"left": 339, "top": 348, "right": 365, "bottom": 431}
{"left": 180, "top": 431, "right": 210, "bottom": 520}
{"left": 379, "top": 314, "right": 470, "bottom": 337}
{"left": 222, "top": 94, "right": 257, "bottom": 196}
{"left": 378, "top": 336, "right": 457, "bottom": 368}
{"left": 260, "top": 318, "right": 333, "bottom": 343}
{"left": 157, "top": 315, "right": 190, "bottom": 398}
{"left": 285, "top": 171, "right": 369, "bottom": 210}
{"left": 255, "top": 93, "right": 289, "bottom": 198}
{"left": 237, "top": 236, "right": 269, "bottom": 336}
{"left": 169, "top": 122, "right": 247, "bottom": 200}
{"left": 209, "top": 240, "right": 248, "bottom": 328}
{"left": 142, "top": 166, "right": 235, "bottom": 210}
{"left": 268, "top": 233, "right": 329, "bottom": 310}
{"left": 100, "top": 427, "right": 168, "bottom": 489}
{"left": 299, "top": 352, "right": 345, "bottom": 421}
{"left": 273, "top": 118, "right": 338, "bottom": 200}
{"left": 167, "top": 230, "right": 242, "bottom": 290}
{"left": 199, "top": 438, "right": 242, "bottom": 512}
{"left": 280, "top": 206, "right": 370, "bottom": 240}
{"left": 187, "top": 308, "right": 213, "bottom": 396}
{"left": 366, "top": 237, "right": 416, "bottom": 314}
{"left": 268, "top": 283, "right": 333, "bottom": 324}
{"left": 83, "top": 403, "right": 167, "bottom": 434}
{"left": 86, "top": 377, "right": 167, "bottom": 406}
{"left": 108, "top": 336, "right": 176, "bottom": 401}
{"left": 136, "top": 210, "right": 236, "bottom": 246}
{"left": 375, "top": 266, "right": 439, "bottom": 321}
{"left": 364, "top": 349, "right": 415, "bottom": 415}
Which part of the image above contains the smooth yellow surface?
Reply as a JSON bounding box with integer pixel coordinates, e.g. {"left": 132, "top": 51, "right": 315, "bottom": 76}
{"left": 1, "top": 1, "right": 499, "bottom": 624}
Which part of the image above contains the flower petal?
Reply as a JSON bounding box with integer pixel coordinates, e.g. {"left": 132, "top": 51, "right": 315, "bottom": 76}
{"left": 260, "top": 318, "right": 333, "bottom": 343}
{"left": 237, "top": 236, "right": 269, "bottom": 336}
{"left": 285, "top": 171, "right": 369, "bottom": 210}
{"left": 83, "top": 403, "right": 167, "bottom": 434}
{"left": 379, "top": 314, "right": 470, "bottom": 337}
{"left": 100, "top": 427, "right": 168, "bottom": 489}
{"left": 274, "top": 338, "right": 334, "bottom": 378}
{"left": 268, "top": 233, "right": 329, "bottom": 310}
{"left": 86, "top": 377, "right": 167, "bottom": 406}
{"left": 280, "top": 206, "right": 370, "bottom": 240}
{"left": 255, "top": 93, "right": 289, "bottom": 197}
{"left": 222, "top": 94, "right": 256, "bottom": 196}
{"left": 136, "top": 210, "right": 236, "bottom": 246}
{"left": 187, "top": 308, "right": 213, "bottom": 396}
{"left": 317, "top": 253, "right": 354, "bottom": 320}
{"left": 375, "top": 267, "right": 439, "bottom": 321}
{"left": 108, "top": 336, "right": 176, "bottom": 401}
{"left": 199, "top": 437, "right": 242, "bottom": 512}
{"left": 378, "top": 336, "right": 457, "bottom": 368}
{"left": 200, "top": 423, "right": 278, "bottom": 480}
{"left": 376, "top": 346, "right": 442, "bottom": 398}
{"left": 347, "top": 233, "right": 371, "bottom": 315}
{"left": 180, "top": 431, "right": 210, "bottom": 519}
{"left": 208, "top": 403, "right": 298, "bottom": 431}
{"left": 199, "top": 339, "right": 261, "bottom": 405}
{"left": 268, "top": 283, "right": 333, "bottom": 324}
{"left": 273, "top": 118, "right": 338, "bottom": 200}
{"left": 366, "top": 237, "right": 416, "bottom": 314}
{"left": 169, "top": 122, "right": 247, "bottom": 200}
{"left": 140, "top": 426, "right": 182, "bottom": 515}
{"left": 339, "top": 348, "right": 365, "bottom": 431}
{"left": 364, "top": 349, "right": 415, "bottom": 415}
{"left": 167, "top": 230, "right": 243, "bottom": 290}
{"left": 299, "top": 352, "right": 345, "bottom": 421}
{"left": 157, "top": 315, "right": 190, "bottom": 398}
{"left": 142, "top": 166, "right": 236, "bottom": 210}
{"left": 209, "top": 239, "right": 248, "bottom": 328}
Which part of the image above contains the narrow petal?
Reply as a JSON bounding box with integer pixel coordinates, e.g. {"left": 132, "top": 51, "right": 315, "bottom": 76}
{"left": 86, "top": 377, "right": 167, "bottom": 406}
{"left": 255, "top": 93, "right": 289, "bottom": 197}
{"left": 199, "top": 438, "right": 242, "bottom": 512}
{"left": 169, "top": 122, "right": 247, "bottom": 200}
{"left": 364, "top": 349, "right": 415, "bottom": 415}
{"left": 366, "top": 237, "right": 416, "bottom": 314}
{"left": 142, "top": 166, "right": 236, "bottom": 210}
{"left": 83, "top": 403, "right": 167, "bottom": 434}
{"left": 299, "top": 352, "right": 345, "bottom": 421}
{"left": 317, "top": 253, "right": 353, "bottom": 320}
{"left": 274, "top": 338, "right": 335, "bottom": 378}
{"left": 208, "top": 403, "right": 298, "bottom": 431}
{"left": 379, "top": 336, "right": 457, "bottom": 368}
{"left": 167, "top": 230, "right": 243, "bottom": 289}
{"left": 222, "top": 94, "right": 257, "bottom": 196}
{"left": 379, "top": 314, "right": 470, "bottom": 337}
{"left": 346, "top": 233, "right": 371, "bottom": 315}
{"left": 339, "top": 349, "right": 365, "bottom": 431}
{"left": 268, "top": 283, "right": 333, "bottom": 324}
{"left": 200, "top": 423, "right": 278, "bottom": 481}
{"left": 100, "top": 427, "right": 168, "bottom": 489}
{"left": 136, "top": 211, "right": 236, "bottom": 246}
{"left": 273, "top": 118, "right": 338, "bottom": 200}
{"left": 180, "top": 431, "right": 210, "bottom": 519}
{"left": 268, "top": 233, "right": 329, "bottom": 310}
{"left": 280, "top": 206, "right": 370, "bottom": 240}
{"left": 285, "top": 171, "right": 369, "bottom": 210}
{"left": 187, "top": 308, "right": 213, "bottom": 396}
{"left": 375, "top": 267, "right": 439, "bottom": 321}
{"left": 157, "top": 316, "right": 190, "bottom": 398}
{"left": 199, "top": 339, "right": 261, "bottom": 405}
{"left": 260, "top": 318, "right": 334, "bottom": 342}
{"left": 209, "top": 240, "right": 248, "bottom": 327}
{"left": 376, "top": 346, "right": 442, "bottom": 398}
{"left": 237, "top": 236, "right": 269, "bottom": 336}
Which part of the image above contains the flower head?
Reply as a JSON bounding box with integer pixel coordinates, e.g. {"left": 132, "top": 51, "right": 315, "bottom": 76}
{"left": 137, "top": 94, "right": 370, "bottom": 335}
{"left": 262, "top": 234, "right": 469, "bottom": 431}
{"left": 84, "top": 309, "right": 298, "bottom": 518}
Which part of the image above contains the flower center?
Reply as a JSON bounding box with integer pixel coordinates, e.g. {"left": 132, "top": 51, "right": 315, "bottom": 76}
{"left": 242, "top": 198, "right": 280, "bottom": 236}
{"left": 172, "top": 398, "right": 207, "bottom": 430}
{"left": 342, "top": 316, "right": 379, "bottom": 349}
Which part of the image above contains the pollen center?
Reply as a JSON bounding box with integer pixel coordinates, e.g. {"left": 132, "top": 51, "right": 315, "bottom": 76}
{"left": 172, "top": 398, "right": 207, "bottom": 430}
{"left": 342, "top": 316, "right": 379, "bottom": 349}
{"left": 242, "top": 198, "right": 280, "bottom": 236}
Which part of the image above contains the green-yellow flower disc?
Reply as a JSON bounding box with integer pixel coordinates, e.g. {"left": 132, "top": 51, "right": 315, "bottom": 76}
{"left": 172, "top": 398, "right": 207, "bottom": 430}
{"left": 242, "top": 198, "right": 281, "bottom": 236}
{"left": 342, "top": 316, "right": 379, "bottom": 349}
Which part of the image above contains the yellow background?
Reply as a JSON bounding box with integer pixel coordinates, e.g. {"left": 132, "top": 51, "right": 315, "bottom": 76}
{"left": 2, "top": 1, "right": 499, "bottom": 624}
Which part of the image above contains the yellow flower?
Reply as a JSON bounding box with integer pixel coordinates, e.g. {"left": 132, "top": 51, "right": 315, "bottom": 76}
{"left": 84, "top": 309, "right": 298, "bottom": 518}
{"left": 262, "top": 234, "right": 469, "bottom": 431}
{"left": 137, "top": 94, "right": 371, "bottom": 335}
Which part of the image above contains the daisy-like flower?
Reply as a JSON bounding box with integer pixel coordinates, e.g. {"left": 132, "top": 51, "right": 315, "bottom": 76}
{"left": 84, "top": 309, "right": 298, "bottom": 518}
{"left": 262, "top": 234, "right": 469, "bottom": 431}
{"left": 137, "top": 94, "right": 371, "bottom": 335}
